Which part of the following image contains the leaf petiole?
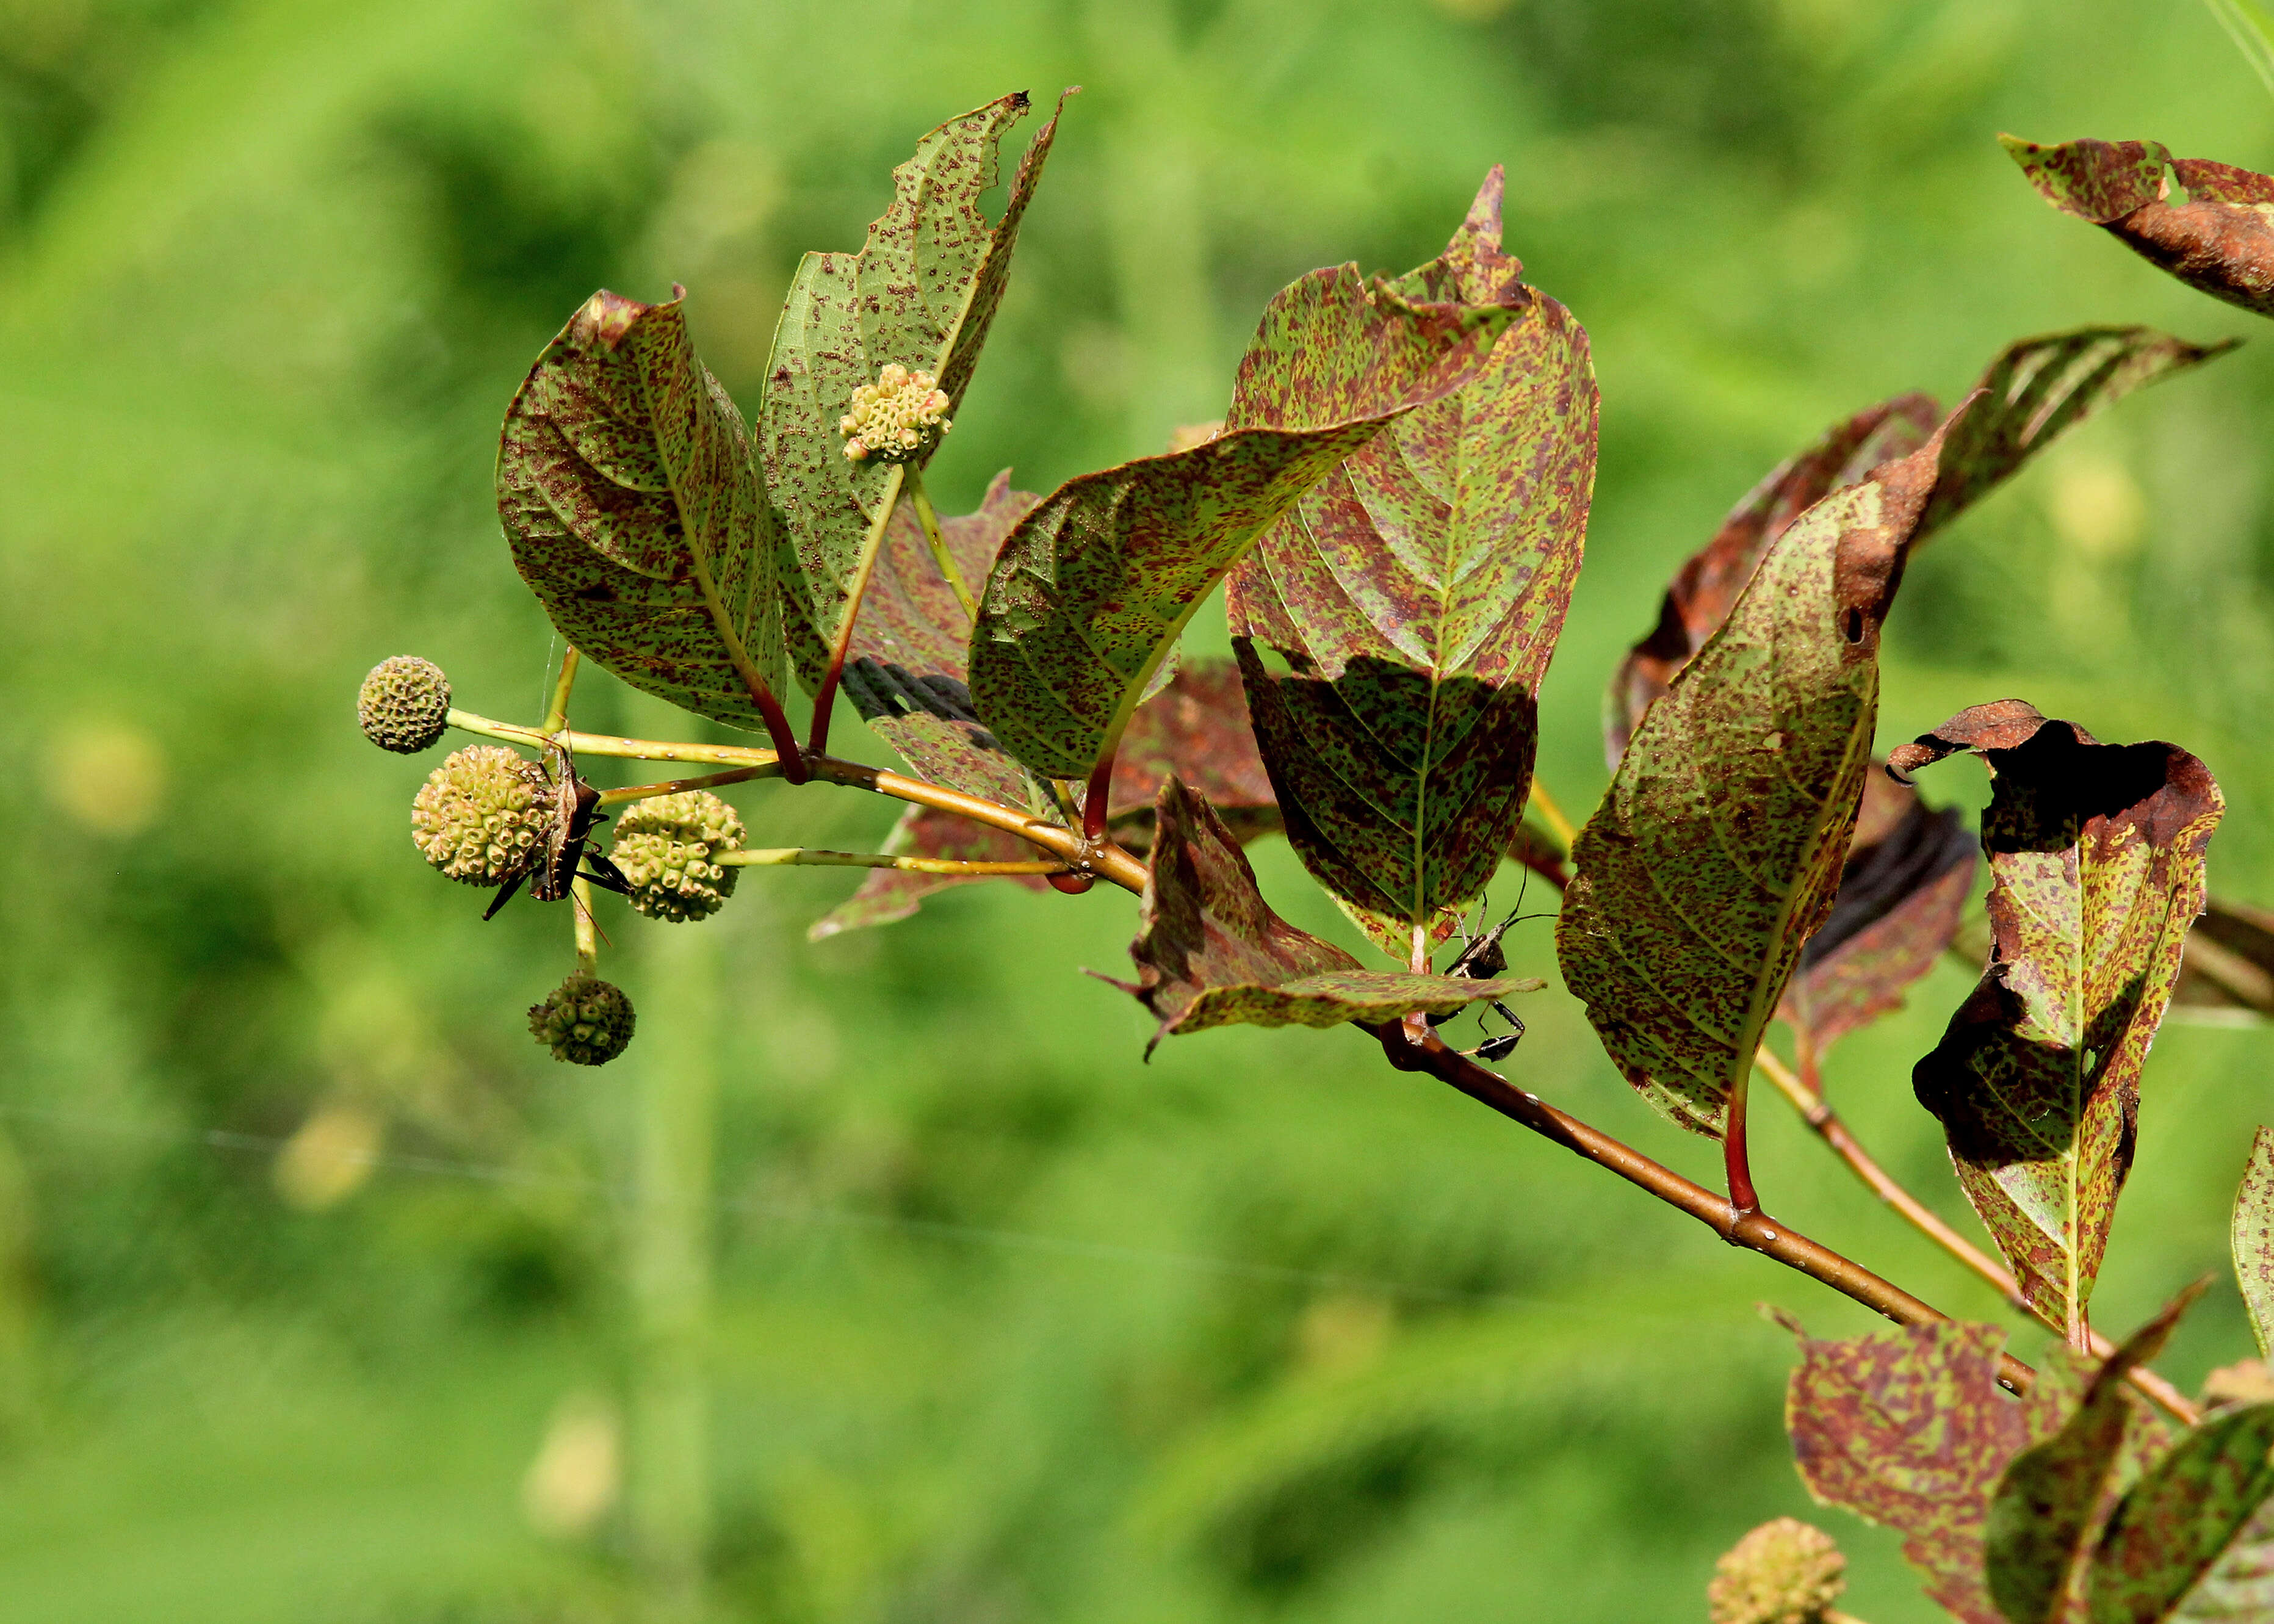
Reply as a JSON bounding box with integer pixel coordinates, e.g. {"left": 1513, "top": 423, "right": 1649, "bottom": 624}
{"left": 720, "top": 847, "right": 1067, "bottom": 876}
{"left": 541, "top": 646, "right": 581, "bottom": 736}
{"left": 906, "top": 469, "right": 980, "bottom": 624}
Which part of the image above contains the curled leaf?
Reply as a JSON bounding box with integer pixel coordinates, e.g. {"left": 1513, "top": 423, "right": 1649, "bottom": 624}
{"left": 2086, "top": 1402, "right": 2274, "bottom": 1622}
{"left": 970, "top": 241, "right": 1518, "bottom": 784}
{"left": 499, "top": 289, "right": 788, "bottom": 732}
{"left": 762, "top": 91, "right": 1069, "bottom": 690}
{"left": 1109, "top": 778, "right": 1535, "bottom": 1053}
{"left": 2006, "top": 134, "right": 2274, "bottom": 320}
{"left": 1557, "top": 415, "right": 1958, "bottom": 1137}
{"left": 1227, "top": 167, "right": 1597, "bottom": 958}
{"left": 1904, "top": 703, "right": 2223, "bottom": 1344}
{"left": 2234, "top": 1127, "right": 2274, "bottom": 1363}
{"left": 1608, "top": 328, "right": 2225, "bottom": 762}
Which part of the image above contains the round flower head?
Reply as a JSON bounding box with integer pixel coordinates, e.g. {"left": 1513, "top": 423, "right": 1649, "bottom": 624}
{"left": 529, "top": 973, "right": 635, "bottom": 1066}
{"left": 1707, "top": 1518, "right": 1846, "bottom": 1624}
{"left": 610, "top": 790, "right": 744, "bottom": 922}
{"left": 838, "top": 363, "right": 951, "bottom": 465}
{"left": 358, "top": 655, "right": 452, "bottom": 753}
{"left": 411, "top": 745, "right": 552, "bottom": 886}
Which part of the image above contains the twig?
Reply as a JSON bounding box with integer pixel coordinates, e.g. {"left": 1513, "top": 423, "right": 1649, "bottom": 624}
{"left": 599, "top": 767, "right": 776, "bottom": 807}
{"left": 1757, "top": 1039, "right": 2199, "bottom": 1426}
{"left": 1367, "top": 1020, "right": 2038, "bottom": 1397}
{"left": 720, "top": 848, "right": 1067, "bottom": 876}
{"left": 442, "top": 709, "right": 1146, "bottom": 892}
{"left": 1527, "top": 779, "right": 1579, "bottom": 849}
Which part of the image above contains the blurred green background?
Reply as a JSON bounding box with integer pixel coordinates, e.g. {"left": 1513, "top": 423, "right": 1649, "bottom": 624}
{"left": 2, "top": 1, "right": 2273, "bottom": 1619}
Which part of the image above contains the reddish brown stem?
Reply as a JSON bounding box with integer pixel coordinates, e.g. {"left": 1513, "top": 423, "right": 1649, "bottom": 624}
{"left": 1725, "top": 1064, "right": 1760, "bottom": 1216}
{"left": 1366, "top": 1021, "right": 2036, "bottom": 1397}
{"left": 1081, "top": 756, "right": 1116, "bottom": 845}
{"left": 746, "top": 677, "right": 809, "bottom": 785}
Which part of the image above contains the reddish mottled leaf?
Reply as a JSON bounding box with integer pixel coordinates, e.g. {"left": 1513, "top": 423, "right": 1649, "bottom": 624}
{"left": 1606, "top": 329, "right": 2223, "bottom": 762}
{"left": 969, "top": 238, "right": 1518, "bottom": 783}
{"left": 805, "top": 803, "right": 1052, "bottom": 941}
{"left": 2007, "top": 135, "right": 2274, "bottom": 322}
{"left": 1787, "top": 1318, "right": 2079, "bottom": 1624}
{"left": 837, "top": 467, "right": 1056, "bottom": 816}
{"left": 499, "top": 290, "right": 787, "bottom": 731}
{"left": 1227, "top": 168, "right": 1598, "bottom": 958}
{"left": 1901, "top": 703, "right": 2223, "bottom": 1344}
{"left": 2234, "top": 1128, "right": 2274, "bottom": 1363}
{"left": 761, "top": 92, "right": 1068, "bottom": 689}
{"left": 1106, "top": 779, "right": 1535, "bottom": 1053}
{"left": 1778, "top": 768, "right": 1979, "bottom": 1057}
{"left": 2086, "top": 1402, "right": 2274, "bottom": 1622}
{"left": 1988, "top": 1287, "right": 2200, "bottom": 1624}
{"left": 1555, "top": 417, "right": 1959, "bottom": 1137}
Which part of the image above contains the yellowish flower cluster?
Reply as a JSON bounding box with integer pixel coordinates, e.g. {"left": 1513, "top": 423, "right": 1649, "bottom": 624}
{"left": 839, "top": 363, "right": 951, "bottom": 464}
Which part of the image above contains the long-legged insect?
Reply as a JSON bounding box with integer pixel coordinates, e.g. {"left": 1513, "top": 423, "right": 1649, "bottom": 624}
{"left": 1428, "top": 875, "right": 1543, "bottom": 1061}
{"left": 484, "top": 740, "right": 633, "bottom": 920}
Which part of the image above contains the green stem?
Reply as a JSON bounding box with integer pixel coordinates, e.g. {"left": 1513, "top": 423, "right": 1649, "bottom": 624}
{"left": 906, "top": 468, "right": 979, "bottom": 625}
{"left": 1527, "top": 779, "right": 1578, "bottom": 849}
{"left": 542, "top": 646, "right": 581, "bottom": 736}
{"left": 720, "top": 847, "right": 1067, "bottom": 876}
{"left": 572, "top": 875, "right": 599, "bottom": 977}
{"left": 599, "top": 767, "right": 775, "bottom": 808}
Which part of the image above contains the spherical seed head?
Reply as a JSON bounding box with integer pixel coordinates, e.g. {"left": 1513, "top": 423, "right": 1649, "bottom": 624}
{"left": 1708, "top": 1519, "right": 1846, "bottom": 1624}
{"left": 609, "top": 790, "right": 744, "bottom": 922}
{"left": 358, "top": 655, "right": 452, "bottom": 752}
{"left": 839, "top": 364, "right": 951, "bottom": 465}
{"left": 528, "top": 973, "right": 635, "bottom": 1066}
{"left": 411, "top": 745, "right": 552, "bottom": 886}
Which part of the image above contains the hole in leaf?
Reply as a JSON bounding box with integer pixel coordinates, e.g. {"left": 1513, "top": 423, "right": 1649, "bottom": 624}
{"left": 1843, "top": 608, "right": 1865, "bottom": 644}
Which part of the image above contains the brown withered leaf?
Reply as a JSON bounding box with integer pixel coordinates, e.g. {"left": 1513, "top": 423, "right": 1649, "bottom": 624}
{"left": 805, "top": 803, "right": 1052, "bottom": 941}
{"left": 836, "top": 468, "right": 1056, "bottom": 817}
{"left": 1555, "top": 415, "right": 1960, "bottom": 1138}
{"left": 1108, "top": 778, "right": 1536, "bottom": 1054}
{"left": 970, "top": 228, "right": 1517, "bottom": 784}
{"left": 1985, "top": 1286, "right": 2198, "bottom": 1624}
{"left": 1901, "top": 703, "right": 2223, "bottom": 1346}
{"left": 499, "top": 289, "right": 788, "bottom": 731}
{"left": 1778, "top": 767, "right": 1979, "bottom": 1057}
{"left": 1786, "top": 1317, "right": 2081, "bottom": 1624}
{"left": 1227, "top": 168, "right": 1597, "bottom": 959}
{"left": 2005, "top": 134, "right": 2274, "bottom": 320}
{"left": 1605, "top": 329, "right": 2224, "bottom": 763}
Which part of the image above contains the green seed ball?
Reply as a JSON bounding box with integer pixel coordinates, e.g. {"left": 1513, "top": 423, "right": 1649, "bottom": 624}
{"left": 1707, "top": 1518, "right": 1845, "bottom": 1624}
{"left": 527, "top": 973, "right": 635, "bottom": 1066}
{"left": 358, "top": 656, "right": 452, "bottom": 752}
{"left": 411, "top": 745, "right": 551, "bottom": 885}
{"left": 609, "top": 790, "right": 745, "bottom": 923}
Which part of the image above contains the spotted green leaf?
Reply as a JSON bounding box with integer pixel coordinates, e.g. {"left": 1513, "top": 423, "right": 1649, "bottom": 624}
{"left": 2006, "top": 135, "right": 2274, "bottom": 322}
{"left": 1786, "top": 1317, "right": 2082, "bottom": 1624}
{"left": 499, "top": 289, "right": 787, "bottom": 732}
{"left": 1988, "top": 1288, "right": 2198, "bottom": 1624}
{"left": 2232, "top": 1127, "right": 2274, "bottom": 1362}
{"left": 1554, "top": 417, "right": 1959, "bottom": 1137}
{"left": 2087, "top": 1403, "right": 2274, "bottom": 1623}
{"left": 760, "top": 90, "right": 1069, "bottom": 691}
{"left": 1108, "top": 778, "right": 1536, "bottom": 1054}
{"left": 1900, "top": 703, "right": 2223, "bottom": 1345}
{"left": 1225, "top": 168, "right": 1597, "bottom": 959}
{"left": 969, "top": 247, "right": 1518, "bottom": 784}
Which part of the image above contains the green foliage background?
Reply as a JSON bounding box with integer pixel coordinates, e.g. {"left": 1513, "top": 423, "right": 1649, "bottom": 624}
{"left": 2, "top": 1, "right": 2272, "bottom": 1619}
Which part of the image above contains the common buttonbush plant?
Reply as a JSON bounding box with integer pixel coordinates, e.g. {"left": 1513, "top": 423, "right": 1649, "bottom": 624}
{"left": 361, "top": 89, "right": 2274, "bottom": 1621}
